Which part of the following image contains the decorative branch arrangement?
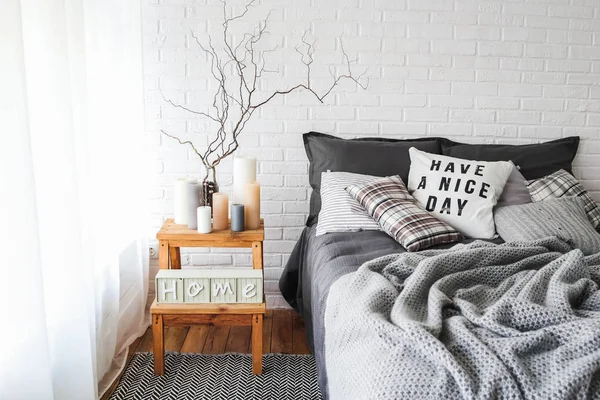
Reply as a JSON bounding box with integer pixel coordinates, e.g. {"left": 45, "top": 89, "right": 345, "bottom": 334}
{"left": 161, "top": 0, "right": 368, "bottom": 171}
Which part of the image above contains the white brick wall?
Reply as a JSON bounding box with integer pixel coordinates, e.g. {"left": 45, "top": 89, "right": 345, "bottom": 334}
{"left": 143, "top": 0, "right": 600, "bottom": 308}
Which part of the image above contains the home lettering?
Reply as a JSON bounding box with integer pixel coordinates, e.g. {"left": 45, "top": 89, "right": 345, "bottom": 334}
{"left": 187, "top": 282, "right": 204, "bottom": 297}
{"left": 162, "top": 280, "right": 178, "bottom": 301}
{"left": 156, "top": 272, "right": 262, "bottom": 304}
{"left": 213, "top": 282, "right": 234, "bottom": 296}
{"left": 244, "top": 283, "right": 257, "bottom": 298}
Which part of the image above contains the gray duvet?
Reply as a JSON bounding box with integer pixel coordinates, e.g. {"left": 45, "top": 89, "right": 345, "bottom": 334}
{"left": 278, "top": 226, "right": 497, "bottom": 397}
{"left": 325, "top": 237, "right": 600, "bottom": 399}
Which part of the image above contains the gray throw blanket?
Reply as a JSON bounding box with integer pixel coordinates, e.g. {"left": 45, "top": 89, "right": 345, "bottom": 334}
{"left": 325, "top": 238, "right": 600, "bottom": 400}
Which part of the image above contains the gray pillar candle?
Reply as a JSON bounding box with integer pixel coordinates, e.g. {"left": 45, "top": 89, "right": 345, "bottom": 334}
{"left": 186, "top": 180, "right": 202, "bottom": 230}
{"left": 231, "top": 203, "right": 245, "bottom": 232}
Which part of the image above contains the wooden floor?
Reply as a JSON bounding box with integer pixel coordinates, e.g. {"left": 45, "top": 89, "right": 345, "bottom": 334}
{"left": 102, "top": 310, "right": 310, "bottom": 399}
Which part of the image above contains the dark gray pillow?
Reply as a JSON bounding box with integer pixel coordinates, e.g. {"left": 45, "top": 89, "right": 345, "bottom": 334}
{"left": 303, "top": 132, "right": 442, "bottom": 225}
{"left": 494, "top": 197, "right": 600, "bottom": 255}
{"left": 496, "top": 165, "right": 532, "bottom": 208}
{"left": 440, "top": 136, "right": 580, "bottom": 180}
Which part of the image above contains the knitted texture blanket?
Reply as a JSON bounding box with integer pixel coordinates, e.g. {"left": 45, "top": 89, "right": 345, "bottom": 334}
{"left": 324, "top": 238, "right": 600, "bottom": 400}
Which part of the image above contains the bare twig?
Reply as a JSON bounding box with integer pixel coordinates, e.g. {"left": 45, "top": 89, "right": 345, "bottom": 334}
{"left": 161, "top": 0, "right": 368, "bottom": 169}
{"left": 161, "top": 130, "right": 207, "bottom": 165}
{"left": 160, "top": 92, "right": 220, "bottom": 123}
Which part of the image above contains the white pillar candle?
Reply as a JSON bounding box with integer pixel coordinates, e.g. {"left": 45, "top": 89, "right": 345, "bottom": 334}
{"left": 233, "top": 155, "right": 256, "bottom": 203}
{"left": 174, "top": 178, "right": 189, "bottom": 225}
{"left": 186, "top": 180, "right": 202, "bottom": 230}
{"left": 197, "top": 206, "right": 212, "bottom": 234}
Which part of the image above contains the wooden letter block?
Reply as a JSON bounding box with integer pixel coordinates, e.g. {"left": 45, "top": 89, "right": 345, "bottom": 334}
{"left": 155, "top": 269, "right": 262, "bottom": 304}
{"left": 211, "top": 278, "right": 237, "bottom": 303}
{"left": 236, "top": 278, "right": 263, "bottom": 303}
{"left": 183, "top": 278, "right": 210, "bottom": 303}
{"left": 156, "top": 277, "right": 183, "bottom": 303}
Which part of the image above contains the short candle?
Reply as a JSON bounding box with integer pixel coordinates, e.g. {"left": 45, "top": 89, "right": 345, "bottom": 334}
{"left": 231, "top": 203, "right": 245, "bottom": 232}
{"left": 197, "top": 206, "right": 212, "bottom": 234}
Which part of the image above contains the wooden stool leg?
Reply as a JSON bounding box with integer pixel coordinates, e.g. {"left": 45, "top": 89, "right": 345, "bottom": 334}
{"left": 169, "top": 246, "right": 181, "bottom": 269}
{"left": 159, "top": 240, "right": 169, "bottom": 270}
{"left": 153, "top": 313, "right": 165, "bottom": 375}
{"left": 252, "top": 313, "right": 263, "bottom": 375}
{"left": 251, "top": 242, "right": 263, "bottom": 270}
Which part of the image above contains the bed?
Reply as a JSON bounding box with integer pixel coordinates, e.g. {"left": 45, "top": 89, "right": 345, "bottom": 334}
{"left": 278, "top": 133, "right": 600, "bottom": 399}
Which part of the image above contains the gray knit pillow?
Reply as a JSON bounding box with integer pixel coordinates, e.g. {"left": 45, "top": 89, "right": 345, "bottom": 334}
{"left": 526, "top": 169, "right": 600, "bottom": 230}
{"left": 494, "top": 197, "right": 600, "bottom": 255}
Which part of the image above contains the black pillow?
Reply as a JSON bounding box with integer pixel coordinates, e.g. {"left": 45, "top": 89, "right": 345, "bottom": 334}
{"left": 303, "top": 132, "right": 442, "bottom": 226}
{"left": 440, "top": 137, "right": 579, "bottom": 180}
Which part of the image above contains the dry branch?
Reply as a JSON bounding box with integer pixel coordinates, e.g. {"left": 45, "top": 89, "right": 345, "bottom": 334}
{"left": 161, "top": 0, "right": 368, "bottom": 170}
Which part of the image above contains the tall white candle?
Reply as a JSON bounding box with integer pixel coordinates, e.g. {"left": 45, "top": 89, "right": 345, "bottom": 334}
{"left": 186, "top": 180, "right": 202, "bottom": 230}
{"left": 174, "top": 178, "right": 189, "bottom": 225}
{"left": 197, "top": 206, "right": 212, "bottom": 234}
{"left": 233, "top": 155, "right": 256, "bottom": 203}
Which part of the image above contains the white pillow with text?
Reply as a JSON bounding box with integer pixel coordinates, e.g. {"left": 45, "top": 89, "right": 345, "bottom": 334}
{"left": 407, "top": 147, "right": 513, "bottom": 239}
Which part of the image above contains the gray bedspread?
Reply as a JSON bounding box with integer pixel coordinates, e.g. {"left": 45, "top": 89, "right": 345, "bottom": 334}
{"left": 325, "top": 237, "right": 600, "bottom": 399}
{"left": 279, "top": 227, "right": 407, "bottom": 395}
{"left": 278, "top": 226, "right": 499, "bottom": 397}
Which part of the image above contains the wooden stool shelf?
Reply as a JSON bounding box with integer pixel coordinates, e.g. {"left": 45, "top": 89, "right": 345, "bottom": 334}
{"left": 151, "top": 218, "right": 265, "bottom": 376}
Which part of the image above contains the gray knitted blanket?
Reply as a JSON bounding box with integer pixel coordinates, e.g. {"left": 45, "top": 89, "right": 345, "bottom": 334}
{"left": 325, "top": 238, "right": 600, "bottom": 400}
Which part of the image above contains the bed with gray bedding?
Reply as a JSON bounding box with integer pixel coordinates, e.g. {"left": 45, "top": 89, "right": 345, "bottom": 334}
{"left": 278, "top": 226, "right": 500, "bottom": 397}
{"left": 278, "top": 133, "right": 593, "bottom": 398}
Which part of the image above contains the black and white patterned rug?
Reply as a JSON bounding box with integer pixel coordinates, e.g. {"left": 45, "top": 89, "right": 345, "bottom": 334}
{"left": 109, "top": 352, "right": 322, "bottom": 400}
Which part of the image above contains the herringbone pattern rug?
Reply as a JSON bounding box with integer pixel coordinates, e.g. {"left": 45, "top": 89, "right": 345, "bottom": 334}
{"left": 109, "top": 352, "right": 322, "bottom": 399}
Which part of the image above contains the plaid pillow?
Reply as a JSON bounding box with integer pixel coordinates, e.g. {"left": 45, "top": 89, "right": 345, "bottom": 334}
{"left": 345, "top": 175, "right": 463, "bottom": 252}
{"left": 526, "top": 169, "right": 600, "bottom": 230}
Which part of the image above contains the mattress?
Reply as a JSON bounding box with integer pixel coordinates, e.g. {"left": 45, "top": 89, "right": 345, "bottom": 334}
{"left": 279, "top": 226, "right": 502, "bottom": 397}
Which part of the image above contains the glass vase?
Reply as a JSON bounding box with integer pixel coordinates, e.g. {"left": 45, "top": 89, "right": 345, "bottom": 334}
{"left": 202, "top": 165, "right": 219, "bottom": 209}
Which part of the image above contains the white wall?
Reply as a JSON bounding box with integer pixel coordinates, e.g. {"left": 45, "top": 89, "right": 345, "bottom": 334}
{"left": 142, "top": 0, "right": 600, "bottom": 308}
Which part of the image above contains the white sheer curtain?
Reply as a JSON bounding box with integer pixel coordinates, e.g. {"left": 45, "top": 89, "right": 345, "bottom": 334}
{"left": 0, "top": 0, "right": 149, "bottom": 398}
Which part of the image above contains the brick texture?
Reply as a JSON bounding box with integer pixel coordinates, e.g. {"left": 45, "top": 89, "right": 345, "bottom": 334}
{"left": 143, "top": 0, "right": 600, "bottom": 308}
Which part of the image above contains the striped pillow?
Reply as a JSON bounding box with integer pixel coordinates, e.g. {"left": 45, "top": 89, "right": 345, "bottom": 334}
{"left": 345, "top": 175, "right": 463, "bottom": 252}
{"left": 316, "top": 171, "right": 382, "bottom": 236}
{"left": 526, "top": 169, "right": 600, "bottom": 230}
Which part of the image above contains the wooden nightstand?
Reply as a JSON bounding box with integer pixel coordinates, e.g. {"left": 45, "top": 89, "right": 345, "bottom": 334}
{"left": 150, "top": 218, "right": 266, "bottom": 375}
